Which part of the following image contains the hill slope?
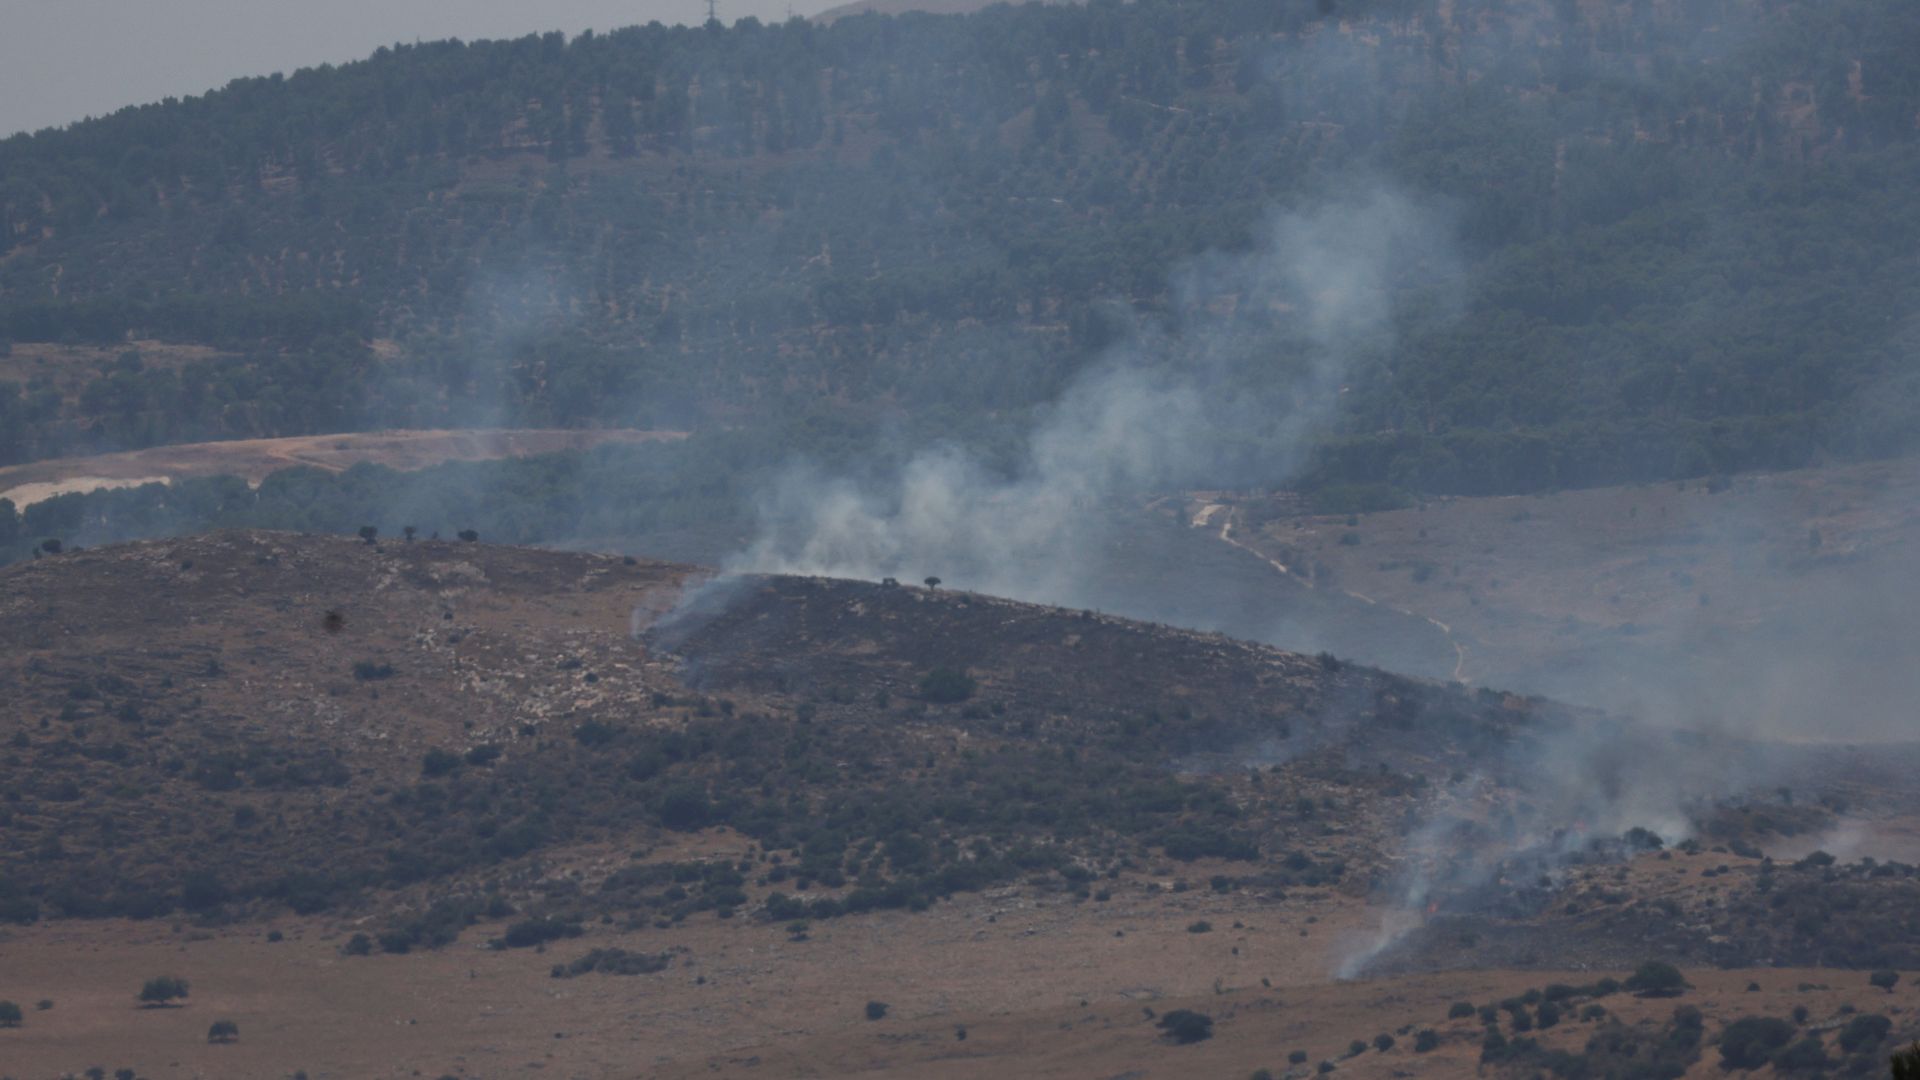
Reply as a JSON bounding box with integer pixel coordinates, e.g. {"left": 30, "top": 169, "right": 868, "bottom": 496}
{"left": 1, "top": 0, "right": 1917, "bottom": 497}
{"left": 4, "top": 531, "right": 1917, "bottom": 949}
{"left": 6, "top": 532, "right": 1920, "bottom": 1076}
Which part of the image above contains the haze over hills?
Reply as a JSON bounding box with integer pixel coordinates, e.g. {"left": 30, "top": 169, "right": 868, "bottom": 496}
{"left": 5, "top": 0, "right": 1920, "bottom": 1075}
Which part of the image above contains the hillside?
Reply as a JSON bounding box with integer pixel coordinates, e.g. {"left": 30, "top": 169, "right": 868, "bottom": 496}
{"left": 4, "top": 533, "right": 1920, "bottom": 1076}
{"left": 1178, "top": 454, "right": 1920, "bottom": 736}
{"left": 2, "top": 0, "right": 1918, "bottom": 502}
{"left": 0, "top": 529, "right": 1523, "bottom": 922}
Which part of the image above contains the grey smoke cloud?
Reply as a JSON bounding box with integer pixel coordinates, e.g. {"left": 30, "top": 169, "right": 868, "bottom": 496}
{"left": 736, "top": 183, "right": 1461, "bottom": 609}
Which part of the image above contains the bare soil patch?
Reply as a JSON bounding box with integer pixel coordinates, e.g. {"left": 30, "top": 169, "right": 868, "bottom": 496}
{"left": 0, "top": 428, "right": 687, "bottom": 507}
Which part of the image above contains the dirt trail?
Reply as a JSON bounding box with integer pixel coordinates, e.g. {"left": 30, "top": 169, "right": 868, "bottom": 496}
{"left": 0, "top": 427, "right": 688, "bottom": 507}
{"left": 1193, "top": 502, "right": 1473, "bottom": 683}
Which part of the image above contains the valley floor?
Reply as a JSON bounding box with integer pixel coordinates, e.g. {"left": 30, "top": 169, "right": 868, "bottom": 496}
{"left": 2, "top": 881, "right": 1913, "bottom": 1079}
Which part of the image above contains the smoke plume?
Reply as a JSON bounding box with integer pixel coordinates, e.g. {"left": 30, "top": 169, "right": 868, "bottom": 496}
{"left": 733, "top": 182, "right": 1460, "bottom": 612}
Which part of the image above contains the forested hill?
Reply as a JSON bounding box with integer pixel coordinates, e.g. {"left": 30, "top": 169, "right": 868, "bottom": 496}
{"left": 3, "top": 0, "right": 1919, "bottom": 494}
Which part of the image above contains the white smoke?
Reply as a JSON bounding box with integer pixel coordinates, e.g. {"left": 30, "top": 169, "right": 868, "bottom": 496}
{"left": 733, "top": 182, "right": 1461, "bottom": 607}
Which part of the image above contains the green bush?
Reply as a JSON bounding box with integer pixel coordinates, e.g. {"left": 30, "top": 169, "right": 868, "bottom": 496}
{"left": 1158, "top": 1009, "right": 1214, "bottom": 1044}
{"left": 1837, "top": 1014, "right": 1891, "bottom": 1053}
{"left": 1717, "top": 1017, "right": 1796, "bottom": 1070}
{"left": 137, "top": 976, "right": 189, "bottom": 1006}
{"left": 494, "top": 917, "right": 583, "bottom": 949}
{"left": 1624, "top": 960, "right": 1688, "bottom": 997}
{"left": 919, "top": 667, "right": 977, "bottom": 704}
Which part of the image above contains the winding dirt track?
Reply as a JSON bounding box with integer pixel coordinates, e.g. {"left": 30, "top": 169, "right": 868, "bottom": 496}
{"left": 0, "top": 428, "right": 688, "bottom": 507}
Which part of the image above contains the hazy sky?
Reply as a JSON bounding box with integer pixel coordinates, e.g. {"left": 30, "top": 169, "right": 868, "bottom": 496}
{"left": 0, "top": 0, "right": 838, "bottom": 138}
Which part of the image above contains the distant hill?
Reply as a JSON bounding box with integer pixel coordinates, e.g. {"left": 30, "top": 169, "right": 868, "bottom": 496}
{"left": 1, "top": 0, "right": 1917, "bottom": 502}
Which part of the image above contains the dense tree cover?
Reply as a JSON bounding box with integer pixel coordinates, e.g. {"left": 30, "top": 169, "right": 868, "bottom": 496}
{"left": 2, "top": 0, "right": 1918, "bottom": 503}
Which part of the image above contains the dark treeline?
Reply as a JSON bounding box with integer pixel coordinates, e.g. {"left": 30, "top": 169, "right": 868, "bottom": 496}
{"left": 2, "top": 0, "right": 1918, "bottom": 501}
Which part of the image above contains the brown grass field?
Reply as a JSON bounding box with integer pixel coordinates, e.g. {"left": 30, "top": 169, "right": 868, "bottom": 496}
{"left": 5, "top": 877, "right": 1911, "bottom": 1080}
{"left": 0, "top": 428, "right": 687, "bottom": 508}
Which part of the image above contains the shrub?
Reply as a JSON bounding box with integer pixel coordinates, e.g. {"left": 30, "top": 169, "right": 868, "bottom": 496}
{"left": 1837, "top": 1014, "right": 1891, "bottom": 1053}
{"left": 1717, "top": 1017, "right": 1796, "bottom": 1070}
{"left": 137, "top": 976, "right": 189, "bottom": 1006}
{"left": 457, "top": 529, "right": 479, "bottom": 543}
{"left": 550, "top": 948, "right": 672, "bottom": 978}
{"left": 1624, "top": 960, "right": 1688, "bottom": 997}
{"left": 1289, "top": 1051, "right": 1308, "bottom": 1064}
{"left": 865, "top": 1001, "right": 889, "bottom": 1021}
{"left": 0, "top": 1000, "right": 21, "bottom": 1026}
{"left": 494, "top": 918, "right": 583, "bottom": 949}
{"left": 1373, "top": 1033, "right": 1395, "bottom": 1052}
{"left": 1186, "top": 920, "right": 1212, "bottom": 934}
{"left": 1448, "top": 1001, "right": 1475, "bottom": 1019}
{"left": 342, "top": 933, "right": 373, "bottom": 956}
{"left": 1772, "top": 1036, "right": 1828, "bottom": 1072}
{"left": 919, "top": 667, "right": 976, "bottom": 704}
{"left": 656, "top": 784, "right": 713, "bottom": 831}
{"left": 207, "top": 1019, "right": 240, "bottom": 1043}
{"left": 1158, "top": 1009, "right": 1213, "bottom": 1044}
{"left": 1414, "top": 1029, "right": 1440, "bottom": 1053}
{"left": 352, "top": 660, "right": 395, "bottom": 681}
{"left": 574, "top": 720, "right": 616, "bottom": 746}
{"left": 419, "top": 748, "right": 461, "bottom": 777}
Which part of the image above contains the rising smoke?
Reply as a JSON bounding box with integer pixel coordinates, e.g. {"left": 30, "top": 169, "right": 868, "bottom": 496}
{"left": 733, "top": 181, "right": 1461, "bottom": 611}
